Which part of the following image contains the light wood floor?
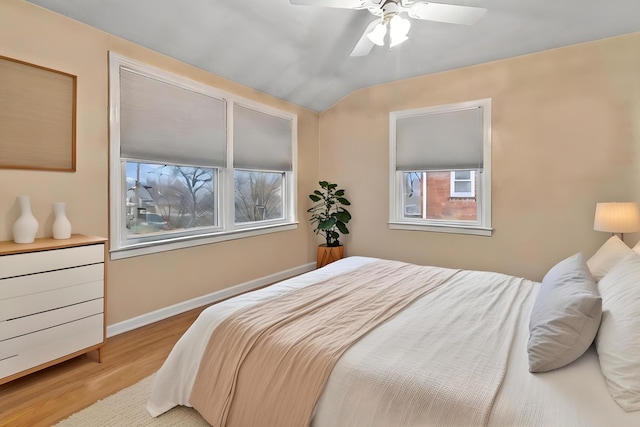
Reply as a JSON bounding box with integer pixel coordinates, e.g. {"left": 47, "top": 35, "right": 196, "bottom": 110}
{"left": 0, "top": 304, "right": 210, "bottom": 427}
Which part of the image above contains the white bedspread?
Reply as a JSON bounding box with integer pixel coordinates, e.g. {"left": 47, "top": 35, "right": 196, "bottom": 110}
{"left": 147, "top": 256, "right": 640, "bottom": 426}
{"left": 311, "top": 264, "right": 532, "bottom": 426}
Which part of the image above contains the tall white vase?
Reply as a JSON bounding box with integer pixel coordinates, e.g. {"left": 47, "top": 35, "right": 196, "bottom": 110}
{"left": 52, "top": 202, "right": 72, "bottom": 240}
{"left": 12, "top": 195, "right": 39, "bottom": 244}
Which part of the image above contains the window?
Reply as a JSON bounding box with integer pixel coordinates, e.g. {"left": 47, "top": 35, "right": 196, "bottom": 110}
{"left": 125, "top": 162, "right": 216, "bottom": 236}
{"left": 235, "top": 171, "right": 284, "bottom": 223}
{"left": 232, "top": 104, "right": 291, "bottom": 226}
{"left": 109, "top": 53, "right": 297, "bottom": 258}
{"left": 389, "top": 99, "right": 492, "bottom": 236}
{"left": 450, "top": 170, "right": 475, "bottom": 198}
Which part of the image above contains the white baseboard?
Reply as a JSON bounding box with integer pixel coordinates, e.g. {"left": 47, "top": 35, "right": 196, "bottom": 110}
{"left": 106, "top": 262, "right": 316, "bottom": 338}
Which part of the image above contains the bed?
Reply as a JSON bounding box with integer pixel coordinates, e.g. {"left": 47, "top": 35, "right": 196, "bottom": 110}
{"left": 147, "top": 249, "right": 640, "bottom": 426}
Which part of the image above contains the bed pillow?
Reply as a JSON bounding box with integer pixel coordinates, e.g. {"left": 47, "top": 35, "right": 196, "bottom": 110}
{"left": 587, "top": 235, "right": 633, "bottom": 281}
{"left": 595, "top": 252, "right": 640, "bottom": 411}
{"left": 527, "top": 252, "right": 602, "bottom": 373}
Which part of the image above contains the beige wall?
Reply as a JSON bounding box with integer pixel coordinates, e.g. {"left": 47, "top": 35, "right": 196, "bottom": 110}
{"left": 0, "top": 1, "right": 319, "bottom": 325}
{"left": 320, "top": 33, "right": 640, "bottom": 281}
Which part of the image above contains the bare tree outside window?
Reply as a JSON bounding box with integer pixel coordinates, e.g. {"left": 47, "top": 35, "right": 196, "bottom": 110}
{"left": 235, "top": 170, "right": 284, "bottom": 223}
{"left": 126, "top": 162, "right": 215, "bottom": 235}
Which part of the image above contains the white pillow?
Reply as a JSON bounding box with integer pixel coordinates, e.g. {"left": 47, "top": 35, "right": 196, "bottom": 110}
{"left": 527, "top": 253, "right": 601, "bottom": 373}
{"left": 632, "top": 240, "right": 640, "bottom": 255}
{"left": 596, "top": 252, "right": 640, "bottom": 411}
{"left": 586, "top": 235, "right": 633, "bottom": 281}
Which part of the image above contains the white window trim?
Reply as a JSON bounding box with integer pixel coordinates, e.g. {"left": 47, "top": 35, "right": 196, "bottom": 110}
{"left": 450, "top": 171, "right": 476, "bottom": 198}
{"left": 108, "top": 52, "right": 298, "bottom": 259}
{"left": 388, "top": 98, "right": 492, "bottom": 236}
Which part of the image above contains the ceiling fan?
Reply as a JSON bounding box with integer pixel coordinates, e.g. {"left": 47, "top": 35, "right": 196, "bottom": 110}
{"left": 290, "top": 0, "right": 487, "bottom": 56}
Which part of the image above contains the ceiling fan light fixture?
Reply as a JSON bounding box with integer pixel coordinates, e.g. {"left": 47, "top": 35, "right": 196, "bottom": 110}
{"left": 366, "top": 21, "right": 387, "bottom": 46}
{"left": 390, "top": 33, "right": 408, "bottom": 47}
{"left": 293, "top": 0, "right": 489, "bottom": 57}
{"left": 389, "top": 14, "right": 410, "bottom": 47}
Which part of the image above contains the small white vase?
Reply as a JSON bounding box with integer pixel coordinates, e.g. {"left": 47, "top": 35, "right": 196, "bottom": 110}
{"left": 12, "top": 195, "right": 39, "bottom": 244}
{"left": 52, "top": 202, "right": 72, "bottom": 240}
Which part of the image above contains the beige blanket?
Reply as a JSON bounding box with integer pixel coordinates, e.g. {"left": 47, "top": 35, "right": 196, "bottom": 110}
{"left": 189, "top": 259, "right": 458, "bottom": 427}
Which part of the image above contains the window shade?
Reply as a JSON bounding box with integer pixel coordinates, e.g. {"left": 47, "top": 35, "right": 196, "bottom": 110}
{"left": 233, "top": 104, "right": 292, "bottom": 171}
{"left": 396, "top": 107, "right": 483, "bottom": 171}
{"left": 119, "top": 68, "right": 226, "bottom": 167}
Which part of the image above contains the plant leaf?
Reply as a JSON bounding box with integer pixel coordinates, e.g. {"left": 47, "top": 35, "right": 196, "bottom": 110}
{"left": 336, "top": 221, "right": 349, "bottom": 234}
{"left": 318, "top": 218, "right": 336, "bottom": 230}
{"left": 335, "top": 210, "right": 351, "bottom": 223}
{"left": 339, "top": 207, "right": 352, "bottom": 217}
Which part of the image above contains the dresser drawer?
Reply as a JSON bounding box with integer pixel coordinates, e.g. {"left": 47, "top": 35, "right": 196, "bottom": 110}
{"left": 0, "top": 314, "right": 103, "bottom": 379}
{"left": 0, "top": 243, "right": 104, "bottom": 279}
{"left": 0, "top": 298, "right": 103, "bottom": 342}
{"left": 0, "top": 263, "right": 103, "bottom": 300}
{"left": 0, "top": 280, "right": 103, "bottom": 321}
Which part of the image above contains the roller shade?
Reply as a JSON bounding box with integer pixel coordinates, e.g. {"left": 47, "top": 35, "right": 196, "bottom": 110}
{"left": 396, "top": 106, "right": 483, "bottom": 171}
{"left": 233, "top": 104, "right": 292, "bottom": 171}
{"left": 119, "top": 68, "right": 226, "bottom": 167}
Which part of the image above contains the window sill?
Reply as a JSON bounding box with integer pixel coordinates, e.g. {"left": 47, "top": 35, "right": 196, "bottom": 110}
{"left": 388, "top": 221, "right": 493, "bottom": 237}
{"left": 110, "top": 222, "right": 298, "bottom": 260}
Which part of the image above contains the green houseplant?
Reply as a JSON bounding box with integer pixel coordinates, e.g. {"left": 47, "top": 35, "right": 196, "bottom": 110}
{"left": 308, "top": 181, "right": 352, "bottom": 267}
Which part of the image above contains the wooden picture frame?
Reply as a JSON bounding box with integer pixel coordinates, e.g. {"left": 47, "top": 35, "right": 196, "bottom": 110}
{"left": 0, "top": 55, "right": 76, "bottom": 172}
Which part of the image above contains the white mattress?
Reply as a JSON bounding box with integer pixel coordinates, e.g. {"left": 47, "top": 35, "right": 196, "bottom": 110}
{"left": 148, "top": 256, "right": 640, "bottom": 426}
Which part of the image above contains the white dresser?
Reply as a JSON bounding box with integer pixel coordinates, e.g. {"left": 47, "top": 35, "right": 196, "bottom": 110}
{"left": 0, "top": 234, "right": 107, "bottom": 385}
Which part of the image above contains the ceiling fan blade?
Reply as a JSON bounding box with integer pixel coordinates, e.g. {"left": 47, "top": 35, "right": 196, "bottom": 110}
{"left": 290, "top": 0, "right": 367, "bottom": 9}
{"left": 408, "top": 2, "right": 487, "bottom": 26}
{"left": 350, "top": 19, "right": 379, "bottom": 57}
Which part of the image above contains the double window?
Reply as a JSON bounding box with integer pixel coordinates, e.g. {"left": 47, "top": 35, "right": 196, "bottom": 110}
{"left": 109, "top": 53, "right": 297, "bottom": 258}
{"left": 389, "top": 99, "right": 492, "bottom": 235}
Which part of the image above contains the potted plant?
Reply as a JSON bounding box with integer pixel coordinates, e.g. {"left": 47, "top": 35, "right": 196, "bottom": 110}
{"left": 308, "top": 180, "right": 352, "bottom": 268}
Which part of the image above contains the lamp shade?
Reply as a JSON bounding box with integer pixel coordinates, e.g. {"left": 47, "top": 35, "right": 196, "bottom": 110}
{"left": 367, "top": 22, "right": 387, "bottom": 46}
{"left": 389, "top": 15, "right": 410, "bottom": 47}
{"left": 594, "top": 202, "right": 640, "bottom": 233}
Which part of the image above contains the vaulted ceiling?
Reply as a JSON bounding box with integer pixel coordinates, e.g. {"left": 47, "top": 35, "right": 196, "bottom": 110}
{"left": 27, "top": 0, "right": 640, "bottom": 112}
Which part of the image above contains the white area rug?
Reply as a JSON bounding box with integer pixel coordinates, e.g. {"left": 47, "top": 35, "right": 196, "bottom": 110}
{"left": 54, "top": 374, "right": 209, "bottom": 426}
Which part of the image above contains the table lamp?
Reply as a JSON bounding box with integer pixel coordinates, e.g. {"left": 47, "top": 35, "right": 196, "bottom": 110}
{"left": 593, "top": 202, "right": 640, "bottom": 242}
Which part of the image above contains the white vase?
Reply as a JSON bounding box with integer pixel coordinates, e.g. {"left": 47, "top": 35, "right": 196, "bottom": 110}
{"left": 52, "top": 202, "right": 72, "bottom": 240}
{"left": 12, "top": 195, "right": 39, "bottom": 244}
